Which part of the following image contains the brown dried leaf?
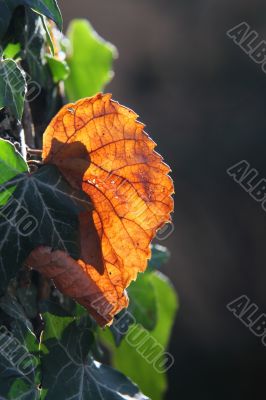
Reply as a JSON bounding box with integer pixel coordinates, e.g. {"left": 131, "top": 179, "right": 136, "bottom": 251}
{"left": 28, "top": 93, "right": 174, "bottom": 325}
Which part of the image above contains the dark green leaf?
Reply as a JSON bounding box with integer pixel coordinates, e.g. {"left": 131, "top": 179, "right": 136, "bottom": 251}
{"left": 17, "top": 284, "right": 38, "bottom": 319}
{"left": 0, "top": 319, "right": 40, "bottom": 399}
{"left": 2, "top": 8, "right": 53, "bottom": 90}
{"left": 21, "top": 9, "right": 50, "bottom": 86}
{"left": 41, "top": 312, "right": 149, "bottom": 400}
{"left": 0, "top": 139, "right": 28, "bottom": 205}
{"left": 28, "top": 0, "right": 62, "bottom": 30}
{"left": 0, "top": 0, "right": 62, "bottom": 39}
{"left": 65, "top": 19, "right": 117, "bottom": 101}
{"left": 0, "top": 164, "right": 90, "bottom": 295}
{"left": 0, "top": 59, "right": 26, "bottom": 120}
{"left": 39, "top": 294, "right": 90, "bottom": 319}
{"left": 0, "top": 292, "right": 32, "bottom": 330}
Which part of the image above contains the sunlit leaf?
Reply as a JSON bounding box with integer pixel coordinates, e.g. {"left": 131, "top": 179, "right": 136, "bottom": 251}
{"left": 0, "top": 139, "right": 28, "bottom": 206}
{"left": 3, "top": 42, "right": 21, "bottom": 59}
{"left": 110, "top": 272, "right": 158, "bottom": 346}
{"left": 127, "top": 273, "right": 157, "bottom": 330}
{"left": 46, "top": 55, "right": 69, "bottom": 83}
{"left": 65, "top": 19, "right": 117, "bottom": 101}
{"left": 30, "top": 93, "right": 174, "bottom": 326}
{"left": 101, "top": 271, "right": 178, "bottom": 400}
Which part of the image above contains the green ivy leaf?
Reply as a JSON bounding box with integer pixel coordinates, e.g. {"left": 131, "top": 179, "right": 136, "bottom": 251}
{"left": 41, "top": 311, "right": 149, "bottom": 400}
{"left": 0, "top": 139, "right": 28, "bottom": 206}
{"left": 0, "top": 292, "right": 33, "bottom": 330}
{"left": 29, "top": 0, "right": 62, "bottom": 30}
{"left": 0, "top": 59, "right": 26, "bottom": 120}
{"left": 101, "top": 271, "right": 178, "bottom": 400}
{"left": 2, "top": 8, "right": 52, "bottom": 90}
{"left": 21, "top": 9, "right": 50, "bottom": 86}
{"left": 0, "top": 0, "right": 62, "bottom": 39}
{"left": 65, "top": 19, "right": 117, "bottom": 101}
{"left": 0, "top": 164, "right": 90, "bottom": 295}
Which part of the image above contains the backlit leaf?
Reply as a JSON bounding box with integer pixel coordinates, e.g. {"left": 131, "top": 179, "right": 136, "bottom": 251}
{"left": 65, "top": 20, "right": 117, "bottom": 101}
{"left": 0, "top": 139, "right": 28, "bottom": 206}
{"left": 3, "top": 42, "right": 21, "bottom": 59}
{"left": 110, "top": 272, "right": 158, "bottom": 346}
{"left": 127, "top": 273, "right": 157, "bottom": 330}
{"left": 30, "top": 93, "right": 174, "bottom": 326}
{"left": 101, "top": 271, "right": 178, "bottom": 400}
{"left": 46, "top": 55, "right": 70, "bottom": 83}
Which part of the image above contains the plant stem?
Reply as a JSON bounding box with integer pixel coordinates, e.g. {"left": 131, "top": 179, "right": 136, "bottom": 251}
{"left": 27, "top": 148, "right": 42, "bottom": 155}
{"left": 19, "top": 126, "right": 27, "bottom": 160}
{"left": 22, "top": 100, "right": 35, "bottom": 148}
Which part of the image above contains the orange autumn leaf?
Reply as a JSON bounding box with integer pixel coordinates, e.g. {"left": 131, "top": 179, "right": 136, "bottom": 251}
{"left": 29, "top": 93, "right": 174, "bottom": 326}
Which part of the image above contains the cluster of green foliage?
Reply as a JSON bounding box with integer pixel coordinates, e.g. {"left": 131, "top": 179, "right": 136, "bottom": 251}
{"left": 0, "top": 1, "right": 178, "bottom": 399}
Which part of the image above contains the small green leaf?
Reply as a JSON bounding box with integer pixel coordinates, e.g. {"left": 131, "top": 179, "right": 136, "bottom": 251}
{"left": 41, "top": 312, "right": 149, "bottom": 400}
{"left": 0, "top": 139, "right": 28, "bottom": 205}
{"left": 65, "top": 19, "right": 117, "bottom": 101}
{"left": 0, "top": 59, "right": 26, "bottom": 120}
{"left": 101, "top": 271, "right": 178, "bottom": 400}
{"left": 3, "top": 42, "right": 21, "bottom": 59}
{"left": 46, "top": 55, "right": 70, "bottom": 83}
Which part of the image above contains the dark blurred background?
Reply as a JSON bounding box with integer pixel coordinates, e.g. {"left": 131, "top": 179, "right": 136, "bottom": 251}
{"left": 59, "top": 1, "right": 266, "bottom": 399}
